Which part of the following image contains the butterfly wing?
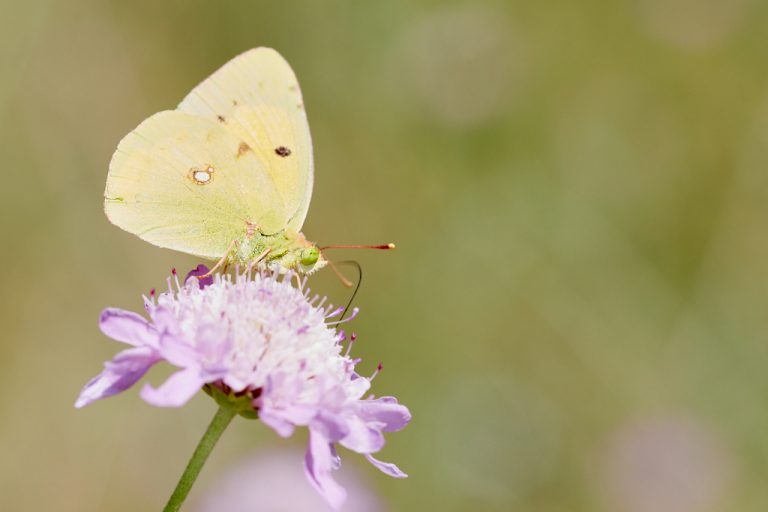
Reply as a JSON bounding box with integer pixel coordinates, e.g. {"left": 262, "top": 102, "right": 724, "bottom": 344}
{"left": 177, "top": 47, "right": 314, "bottom": 232}
{"left": 105, "top": 110, "right": 286, "bottom": 259}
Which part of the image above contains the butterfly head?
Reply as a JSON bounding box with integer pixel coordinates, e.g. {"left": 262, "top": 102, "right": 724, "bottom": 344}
{"left": 296, "top": 245, "right": 328, "bottom": 274}
{"left": 300, "top": 246, "right": 321, "bottom": 267}
{"left": 291, "top": 235, "right": 326, "bottom": 274}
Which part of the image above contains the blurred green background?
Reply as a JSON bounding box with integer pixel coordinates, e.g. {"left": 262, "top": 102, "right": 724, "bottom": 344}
{"left": 3, "top": 0, "right": 768, "bottom": 510}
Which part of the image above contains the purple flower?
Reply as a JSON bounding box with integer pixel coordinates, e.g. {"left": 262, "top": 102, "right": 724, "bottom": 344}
{"left": 75, "top": 268, "right": 410, "bottom": 510}
{"left": 185, "top": 264, "right": 214, "bottom": 289}
{"left": 199, "top": 449, "right": 387, "bottom": 512}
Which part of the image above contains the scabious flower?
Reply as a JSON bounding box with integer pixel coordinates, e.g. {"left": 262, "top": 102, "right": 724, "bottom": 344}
{"left": 199, "top": 449, "right": 387, "bottom": 512}
{"left": 75, "top": 267, "right": 411, "bottom": 510}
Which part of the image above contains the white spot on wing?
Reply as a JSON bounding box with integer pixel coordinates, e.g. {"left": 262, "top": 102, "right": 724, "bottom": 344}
{"left": 190, "top": 165, "right": 215, "bottom": 185}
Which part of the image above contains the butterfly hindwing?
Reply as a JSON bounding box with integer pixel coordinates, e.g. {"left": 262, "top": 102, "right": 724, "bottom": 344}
{"left": 105, "top": 110, "right": 286, "bottom": 258}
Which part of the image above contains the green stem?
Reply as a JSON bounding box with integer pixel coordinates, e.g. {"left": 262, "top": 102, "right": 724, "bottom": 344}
{"left": 163, "top": 405, "right": 237, "bottom": 512}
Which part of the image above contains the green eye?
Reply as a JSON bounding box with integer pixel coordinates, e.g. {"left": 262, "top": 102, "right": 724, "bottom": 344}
{"left": 300, "top": 247, "right": 320, "bottom": 266}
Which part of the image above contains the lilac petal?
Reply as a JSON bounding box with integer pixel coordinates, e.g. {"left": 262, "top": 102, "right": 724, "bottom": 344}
{"left": 195, "top": 324, "right": 232, "bottom": 361}
{"left": 355, "top": 397, "right": 412, "bottom": 432}
{"left": 338, "top": 416, "right": 385, "bottom": 454}
{"left": 346, "top": 376, "right": 371, "bottom": 399}
{"left": 262, "top": 372, "right": 290, "bottom": 395}
{"left": 149, "top": 306, "right": 179, "bottom": 335}
{"left": 185, "top": 264, "right": 213, "bottom": 289}
{"left": 75, "top": 346, "right": 159, "bottom": 408}
{"left": 282, "top": 404, "right": 317, "bottom": 425}
{"left": 259, "top": 410, "right": 297, "bottom": 438}
{"left": 200, "top": 365, "right": 230, "bottom": 382}
{"left": 99, "top": 308, "right": 157, "bottom": 347}
{"left": 140, "top": 367, "right": 205, "bottom": 407}
{"left": 328, "top": 443, "right": 341, "bottom": 471}
{"left": 222, "top": 374, "right": 248, "bottom": 393}
{"left": 312, "top": 410, "right": 351, "bottom": 443}
{"left": 157, "top": 333, "right": 201, "bottom": 368}
{"left": 260, "top": 403, "right": 317, "bottom": 437}
{"left": 365, "top": 454, "right": 408, "bottom": 478}
{"left": 304, "top": 429, "right": 347, "bottom": 510}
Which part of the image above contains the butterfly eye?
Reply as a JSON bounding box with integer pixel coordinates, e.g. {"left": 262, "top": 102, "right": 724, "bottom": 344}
{"left": 300, "top": 247, "right": 320, "bottom": 266}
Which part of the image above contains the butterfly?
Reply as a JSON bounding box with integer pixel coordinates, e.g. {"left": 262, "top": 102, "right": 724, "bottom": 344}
{"left": 105, "top": 48, "right": 335, "bottom": 275}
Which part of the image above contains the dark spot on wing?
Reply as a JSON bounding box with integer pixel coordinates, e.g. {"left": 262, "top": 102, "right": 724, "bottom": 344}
{"left": 217, "top": 115, "right": 226, "bottom": 123}
{"left": 232, "top": 99, "right": 239, "bottom": 106}
{"left": 275, "top": 146, "right": 291, "bottom": 157}
{"left": 237, "top": 141, "right": 251, "bottom": 157}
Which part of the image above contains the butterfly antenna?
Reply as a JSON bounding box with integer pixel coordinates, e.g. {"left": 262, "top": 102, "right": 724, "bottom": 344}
{"left": 318, "top": 244, "right": 390, "bottom": 320}
{"left": 319, "top": 243, "right": 396, "bottom": 251}
{"left": 335, "top": 260, "right": 363, "bottom": 322}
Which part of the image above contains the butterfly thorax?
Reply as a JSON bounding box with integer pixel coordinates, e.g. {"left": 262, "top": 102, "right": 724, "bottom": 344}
{"left": 231, "top": 229, "right": 325, "bottom": 274}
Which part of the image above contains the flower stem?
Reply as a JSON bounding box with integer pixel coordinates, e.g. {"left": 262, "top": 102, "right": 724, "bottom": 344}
{"left": 163, "top": 404, "right": 237, "bottom": 512}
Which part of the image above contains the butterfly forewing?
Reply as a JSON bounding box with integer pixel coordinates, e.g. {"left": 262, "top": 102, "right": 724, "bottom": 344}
{"left": 105, "top": 111, "right": 286, "bottom": 258}
{"left": 177, "top": 47, "right": 314, "bottom": 232}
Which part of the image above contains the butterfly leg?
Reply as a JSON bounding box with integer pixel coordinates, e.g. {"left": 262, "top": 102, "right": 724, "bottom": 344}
{"left": 252, "top": 247, "right": 272, "bottom": 267}
{"left": 198, "top": 239, "right": 238, "bottom": 279}
{"left": 327, "top": 259, "right": 354, "bottom": 287}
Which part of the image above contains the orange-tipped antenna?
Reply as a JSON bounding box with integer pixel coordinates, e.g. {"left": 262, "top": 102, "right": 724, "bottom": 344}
{"left": 319, "top": 243, "right": 396, "bottom": 251}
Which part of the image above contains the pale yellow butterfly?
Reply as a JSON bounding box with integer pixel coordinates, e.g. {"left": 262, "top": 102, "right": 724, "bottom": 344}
{"left": 105, "top": 47, "right": 333, "bottom": 274}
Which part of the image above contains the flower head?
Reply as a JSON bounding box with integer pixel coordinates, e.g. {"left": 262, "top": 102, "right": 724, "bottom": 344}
{"left": 75, "top": 267, "right": 410, "bottom": 509}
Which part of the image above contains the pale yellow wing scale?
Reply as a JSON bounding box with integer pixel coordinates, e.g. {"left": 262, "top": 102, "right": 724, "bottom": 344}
{"left": 105, "top": 110, "right": 286, "bottom": 258}
{"left": 177, "top": 47, "right": 313, "bottom": 231}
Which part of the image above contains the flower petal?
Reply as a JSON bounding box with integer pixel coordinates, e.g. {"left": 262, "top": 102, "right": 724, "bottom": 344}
{"left": 304, "top": 429, "right": 347, "bottom": 510}
{"left": 195, "top": 323, "right": 232, "bottom": 362}
{"left": 75, "top": 346, "right": 159, "bottom": 408}
{"left": 312, "top": 410, "right": 351, "bottom": 443}
{"left": 157, "top": 332, "right": 201, "bottom": 368}
{"left": 99, "top": 308, "right": 157, "bottom": 347}
{"left": 140, "top": 367, "right": 205, "bottom": 407}
{"left": 260, "top": 403, "right": 317, "bottom": 437}
{"left": 259, "top": 410, "right": 297, "bottom": 438}
{"left": 339, "top": 415, "right": 385, "bottom": 454}
{"left": 355, "top": 397, "right": 412, "bottom": 432}
{"left": 149, "top": 306, "right": 179, "bottom": 335}
{"left": 346, "top": 374, "right": 371, "bottom": 399}
{"left": 365, "top": 454, "right": 408, "bottom": 478}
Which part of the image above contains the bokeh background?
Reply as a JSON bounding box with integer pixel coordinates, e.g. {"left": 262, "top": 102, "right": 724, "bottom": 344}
{"left": 3, "top": 0, "right": 768, "bottom": 510}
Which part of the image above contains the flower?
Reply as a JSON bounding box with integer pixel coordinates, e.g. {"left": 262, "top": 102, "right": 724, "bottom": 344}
{"left": 75, "top": 267, "right": 411, "bottom": 510}
{"left": 198, "top": 448, "right": 387, "bottom": 512}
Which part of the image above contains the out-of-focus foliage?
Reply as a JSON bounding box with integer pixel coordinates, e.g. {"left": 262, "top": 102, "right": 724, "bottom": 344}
{"left": 2, "top": 0, "right": 768, "bottom": 510}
